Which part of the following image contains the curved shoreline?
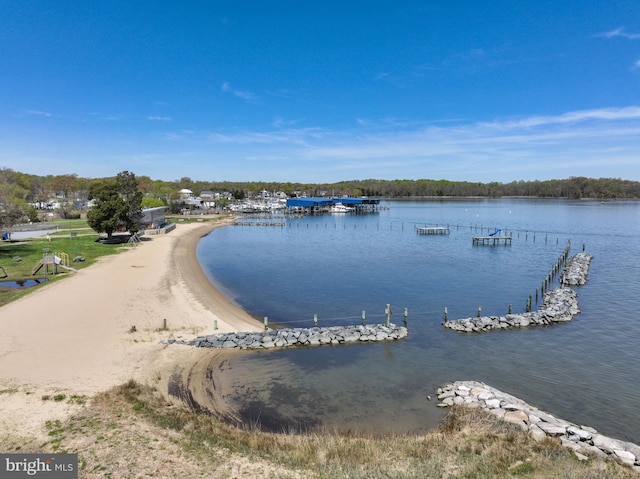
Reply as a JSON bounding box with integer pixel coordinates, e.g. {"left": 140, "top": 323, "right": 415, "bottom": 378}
{"left": 171, "top": 220, "right": 264, "bottom": 333}
{"left": 0, "top": 217, "right": 262, "bottom": 440}
{"left": 3, "top": 217, "right": 638, "bottom": 467}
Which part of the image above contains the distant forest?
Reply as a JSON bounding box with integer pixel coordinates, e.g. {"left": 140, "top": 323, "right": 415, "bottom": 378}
{"left": 1, "top": 169, "right": 639, "bottom": 205}
{"left": 239, "top": 177, "right": 640, "bottom": 199}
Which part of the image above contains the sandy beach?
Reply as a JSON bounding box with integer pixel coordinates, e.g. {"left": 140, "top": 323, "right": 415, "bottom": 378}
{"left": 0, "top": 219, "right": 262, "bottom": 440}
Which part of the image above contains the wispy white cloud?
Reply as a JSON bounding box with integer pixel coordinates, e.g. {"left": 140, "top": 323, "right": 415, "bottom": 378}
{"left": 92, "top": 105, "right": 640, "bottom": 182}
{"left": 597, "top": 27, "right": 640, "bottom": 40}
{"left": 481, "top": 107, "right": 640, "bottom": 129}
{"left": 25, "top": 110, "right": 53, "bottom": 117}
{"left": 221, "top": 82, "right": 258, "bottom": 102}
{"left": 162, "top": 106, "right": 640, "bottom": 181}
{"left": 271, "top": 117, "right": 301, "bottom": 128}
{"left": 147, "top": 116, "right": 172, "bottom": 121}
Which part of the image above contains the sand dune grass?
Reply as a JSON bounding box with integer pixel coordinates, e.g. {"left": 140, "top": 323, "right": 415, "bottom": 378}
{"left": 3, "top": 380, "right": 632, "bottom": 479}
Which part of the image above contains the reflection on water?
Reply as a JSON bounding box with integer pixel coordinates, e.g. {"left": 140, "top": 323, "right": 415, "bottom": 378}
{"left": 198, "top": 199, "right": 640, "bottom": 441}
{"left": 0, "top": 278, "right": 48, "bottom": 288}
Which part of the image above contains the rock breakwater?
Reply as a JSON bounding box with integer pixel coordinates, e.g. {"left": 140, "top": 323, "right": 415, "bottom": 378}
{"left": 437, "top": 381, "right": 640, "bottom": 469}
{"left": 443, "top": 287, "right": 579, "bottom": 333}
{"left": 444, "top": 252, "right": 592, "bottom": 333}
{"left": 171, "top": 324, "right": 408, "bottom": 350}
{"left": 560, "top": 252, "right": 593, "bottom": 285}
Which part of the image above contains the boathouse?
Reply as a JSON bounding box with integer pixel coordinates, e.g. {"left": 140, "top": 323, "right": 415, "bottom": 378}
{"left": 285, "top": 197, "right": 381, "bottom": 214}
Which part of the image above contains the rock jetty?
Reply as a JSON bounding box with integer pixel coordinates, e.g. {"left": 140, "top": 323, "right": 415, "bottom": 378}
{"left": 437, "top": 381, "right": 640, "bottom": 469}
{"left": 560, "top": 252, "right": 593, "bottom": 285}
{"left": 443, "top": 287, "right": 579, "bottom": 333}
{"left": 171, "top": 324, "right": 408, "bottom": 350}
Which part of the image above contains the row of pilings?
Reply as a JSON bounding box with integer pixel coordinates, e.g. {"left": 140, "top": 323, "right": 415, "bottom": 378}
{"left": 529, "top": 240, "right": 572, "bottom": 311}
{"left": 443, "top": 249, "right": 594, "bottom": 333}
{"left": 234, "top": 219, "right": 573, "bottom": 245}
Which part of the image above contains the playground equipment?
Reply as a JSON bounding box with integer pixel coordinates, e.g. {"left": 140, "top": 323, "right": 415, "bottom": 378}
{"left": 489, "top": 228, "right": 502, "bottom": 237}
{"left": 32, "top": 251, "right": 78, "bottom": 275}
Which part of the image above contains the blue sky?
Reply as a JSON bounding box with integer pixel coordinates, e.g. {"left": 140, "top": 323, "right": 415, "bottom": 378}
{"left": 1, "top": 1, "right": 640, "bottom": 183}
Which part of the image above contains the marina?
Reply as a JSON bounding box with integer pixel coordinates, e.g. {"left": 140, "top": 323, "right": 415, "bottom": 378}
{"left": 285, "top": 196, "right": 381, "bottom": 214}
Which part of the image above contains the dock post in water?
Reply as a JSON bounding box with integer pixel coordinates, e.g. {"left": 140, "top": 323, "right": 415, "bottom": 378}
{"left": 404, "top": 307, "right": 408, "bottom": 327}
{"left": 264, "top": 316, "right": 268, "bottom": 330}
{"left": 314, "top": 313, "right": 318, "bottom": 327}
{"left": 385, "top": 304, "right": 392, "bottom": 327}
{"left": 362, "top": 310, "right": 366, "bottom": 325}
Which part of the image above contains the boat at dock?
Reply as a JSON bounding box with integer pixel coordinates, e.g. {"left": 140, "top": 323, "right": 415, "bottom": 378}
{"left": 330, "top": 202, "right": 353, "bottom": 213}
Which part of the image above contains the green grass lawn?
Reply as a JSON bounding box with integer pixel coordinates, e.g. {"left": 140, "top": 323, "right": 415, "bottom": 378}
{"left": 0, "top": 215, "right": 228, "bottom": 308}
{"left": 0, "top": 220, "right": 124, "bottom": 307}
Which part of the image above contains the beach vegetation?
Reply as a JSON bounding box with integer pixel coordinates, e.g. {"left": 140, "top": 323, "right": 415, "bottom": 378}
{"left": 12, "top": 380, "right": 635, "bottom": 478}
{"left": 141, "top": 196, "right": 165, "bottom": 208}
{"left": 87, "top": 171, "right": 143, "bottom": 239}
{"left": 86, "top": 179, "right": 128, "bottom": 239}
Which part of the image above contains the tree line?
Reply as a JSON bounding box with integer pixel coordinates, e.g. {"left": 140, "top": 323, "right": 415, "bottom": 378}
{"left": 1, "top": 167, "right": 639, "bottom": 234}
{"left": 169, "top": 176, "right": 640, "bottom": 200}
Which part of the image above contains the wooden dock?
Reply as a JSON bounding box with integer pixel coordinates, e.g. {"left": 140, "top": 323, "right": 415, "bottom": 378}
{"left": 234, "top": 221, "right": 286, "bottom": 227}
{"left": 472, "top": 236, "right": 512, "bottom": 246}
{"left": 417, "top": 226, "right": 450, "bottom": 235}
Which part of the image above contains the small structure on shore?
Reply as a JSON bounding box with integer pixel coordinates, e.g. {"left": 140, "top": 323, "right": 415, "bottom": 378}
{"left": 32, "top": 252, "right": 78, "bottom": 275}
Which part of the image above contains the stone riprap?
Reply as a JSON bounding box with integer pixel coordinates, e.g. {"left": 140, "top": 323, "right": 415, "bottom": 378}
{"left": 437, "top": 381, "right": 640, "bottom": 469}
{"left": 560, "top": 252, "right": 593, "bottom": 286}
{"left": 443, "top": 287, "right": 579, "bottom": 333}
{"left": 171, "top": 324, "right": 408, "bottom": 350}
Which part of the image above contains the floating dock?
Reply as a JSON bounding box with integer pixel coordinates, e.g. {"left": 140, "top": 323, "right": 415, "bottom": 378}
{"left": 417, "top": 226, "right": 450, "bottom": 235}
{"left": 472, "top": 236, "right": 512, "bottom": 246}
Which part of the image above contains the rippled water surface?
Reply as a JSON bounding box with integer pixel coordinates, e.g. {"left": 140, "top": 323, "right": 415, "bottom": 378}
{"left": 197, "top": 199, "right": 640, "bottom": 441}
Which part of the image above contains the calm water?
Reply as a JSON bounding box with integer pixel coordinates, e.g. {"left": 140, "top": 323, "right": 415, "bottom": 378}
{"left": 196, "top": 199, "right": 640, "bottom": 441}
